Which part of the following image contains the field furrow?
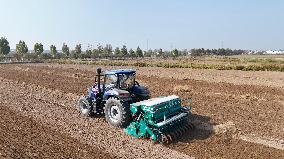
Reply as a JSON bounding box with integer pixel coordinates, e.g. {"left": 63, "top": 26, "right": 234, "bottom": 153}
{"left": 0, "top": 63, "right": 283, "bottom": 158}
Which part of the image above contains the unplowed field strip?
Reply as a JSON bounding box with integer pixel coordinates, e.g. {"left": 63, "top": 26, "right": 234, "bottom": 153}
{"left": 0, "top": 64, "right": 283, "bottom": 158}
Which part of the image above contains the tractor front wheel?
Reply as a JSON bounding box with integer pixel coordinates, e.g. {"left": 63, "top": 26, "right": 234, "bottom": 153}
{"left": 78, "top": 96, "right": 92, "bottom": 117}
{"left": 104, "top": 97, "right": 131, "bottom": 128}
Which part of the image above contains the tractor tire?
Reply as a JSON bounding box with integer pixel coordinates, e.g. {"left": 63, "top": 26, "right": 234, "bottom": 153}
{"left": 104, "top": 97, "right": 131, "bottom": 128}
{"left": 78, "top": 96, "right": 92, "bottom": 117}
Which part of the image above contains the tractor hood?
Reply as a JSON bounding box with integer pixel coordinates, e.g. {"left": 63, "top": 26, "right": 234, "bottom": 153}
{"left": 104, "top": 88, "right": 131, "bottom": 100}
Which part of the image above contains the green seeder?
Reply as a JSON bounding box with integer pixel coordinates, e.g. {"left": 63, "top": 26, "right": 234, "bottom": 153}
{"left": 124, "top": 95, "right": 194, "bottom": 144}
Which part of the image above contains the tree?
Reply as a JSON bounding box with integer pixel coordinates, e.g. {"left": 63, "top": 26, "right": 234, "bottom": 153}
{"left": 157, "top": 48, "right": 164, "bottom": 57}
{"left": 190, "top": 49, "right": 201, "bottom": 56}
{"left": 0, "top": 37, "right": 10, "bottom": 55}
{"left": 71, "top": 44, "right": 82, "bottom": 59}
{"left": 129, "top": 48, "right": 135, "bottom": 58}
{"left": 103, "top": 44, "right": 112, "bottom": 58}
{"left": 50, "top": 45, "right": 57, "bottom": 58}
{"left": 121, "top": 45, "right": 128, "bottom": 57}
{"left": 62, "top": 43, "right": 70, "bottom": 56}
{"left": 34, "top": 43, "right": 43, "bottom": 55}
{"left": 97, "top": 44, "right": 103, "bottom": 57}
{"left": 233, "top": 49, "right": 244, "bottom": 55}
{"left": 164, "top": 50, "right": 171, "bottom": 58}
{"left": 144, "top": 49, "right": 153, "bottom": 57}
{"left": 83, "top": 44, "right": 92, "bottom": 58}
{"left": 189, "top": 48, "right": 244, "bottom": 56}
{"left": 92, "top": 48, "right": 100, "bottom": 58}
{"left": 181, "top": 49, "right": 188, "bottom": 56}
{"left": 16, "top": 40, "right": 28, "bottom": 54}
{"left": 136, "top": 46, "right": 143, "bottom": 58}
{"left": 85, "top": 48, "right": 92, "bottom": 58}
{"left": 225, "top": 48, "right": 233, "bottom": 56}
{"left": 114, "top": 47, "right": 121, "bottom": 57}
{"left": 217, "top": 48, "right": 226, "bottom": 56}
{"left": 172, "top": 49, "right": 179, "bottom": 57}
{"left": 75, "top": 44, "right": 82, "bottom": 54}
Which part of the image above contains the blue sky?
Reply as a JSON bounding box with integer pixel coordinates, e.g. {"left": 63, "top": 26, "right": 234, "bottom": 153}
{"left": 0, "top": 0, "right": 283, "bottom": 50}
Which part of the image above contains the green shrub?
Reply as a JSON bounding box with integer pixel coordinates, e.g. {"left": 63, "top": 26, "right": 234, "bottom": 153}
{"left": 235, "top": 65, "right": 245, "bottom": 70}
{"left": 134, "top": 62, "right": 147, "bottom": 67}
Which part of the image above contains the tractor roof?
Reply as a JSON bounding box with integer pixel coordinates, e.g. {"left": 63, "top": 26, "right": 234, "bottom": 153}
{"left": 104, "top": 69, "right": 136, "bottom": 75}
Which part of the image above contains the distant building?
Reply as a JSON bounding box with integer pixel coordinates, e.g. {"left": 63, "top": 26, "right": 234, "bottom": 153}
{"left": 247, "top": 50, "right": 265, "bottom": 54}
{"left": 265, "top": 50, "right": 284, "bottom": 54}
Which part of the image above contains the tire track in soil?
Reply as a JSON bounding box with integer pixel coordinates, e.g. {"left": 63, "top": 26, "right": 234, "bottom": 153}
{"left": 0, "top": 64, "right": 284, "bottom": 158}
{"left": 0, "top": 105, "right": 114, "bottom": 159}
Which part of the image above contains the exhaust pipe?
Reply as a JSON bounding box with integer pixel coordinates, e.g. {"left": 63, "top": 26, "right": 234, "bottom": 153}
{"left": 97, "top": 68, "right": 102, "bottom": 93}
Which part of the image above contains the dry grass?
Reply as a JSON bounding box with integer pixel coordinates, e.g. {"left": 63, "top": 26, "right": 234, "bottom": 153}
{"left": 48, "top": 58, "right": 284, "bottom": 72}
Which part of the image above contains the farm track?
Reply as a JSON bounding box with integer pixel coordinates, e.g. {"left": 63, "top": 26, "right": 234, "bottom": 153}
{"left": 0, "top": 64, "right": 283, "bottom": 158}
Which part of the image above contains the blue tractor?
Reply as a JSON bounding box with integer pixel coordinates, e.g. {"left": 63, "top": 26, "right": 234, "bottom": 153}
{"left": 78, "top": 68, "right": 194, "bottom": 144}
{"left": 78, "top": 68, "right": 150, "bottom": 128}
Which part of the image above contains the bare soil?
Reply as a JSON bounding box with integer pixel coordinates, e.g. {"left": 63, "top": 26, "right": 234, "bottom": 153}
{"left": 32, "top": 63, "right": 284, "bottom": 88}
{"left": 0, "top": 105, "right": 113, "bottom": 159}
{"left": 0, "top": 63, "right": 283, "bottom": 159}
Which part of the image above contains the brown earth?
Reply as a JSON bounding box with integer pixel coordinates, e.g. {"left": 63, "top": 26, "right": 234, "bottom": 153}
{"left": 29, "top": 63, "right": 284, "bottom": 88}
{"left": 0, "top": 105, "right": 113, "bottom": 159}
{"left": 0, "top": 65, "right": 190, "bottom": 159}
{"left": 0, "top": 64, "right": 283, "bottom": 158}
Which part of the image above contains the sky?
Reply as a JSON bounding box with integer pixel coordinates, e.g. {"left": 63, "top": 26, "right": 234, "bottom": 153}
{"left": 0, "top": 0, "right": 283, "bottom": 51}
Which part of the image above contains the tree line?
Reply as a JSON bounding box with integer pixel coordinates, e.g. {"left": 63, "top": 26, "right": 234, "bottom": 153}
{"left": 0, "top": 37, "right": 247, "bottom": 60}
{"left": 190, "top": 48, "right": 245, "bottom": 56}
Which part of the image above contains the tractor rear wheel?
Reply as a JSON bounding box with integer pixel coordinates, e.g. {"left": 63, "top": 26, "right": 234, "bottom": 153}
{"left": 104, "top": 97, "right": 131, "bottom": 128}
{"left": 78, "top": 96, "right": 92, "bottom": 117}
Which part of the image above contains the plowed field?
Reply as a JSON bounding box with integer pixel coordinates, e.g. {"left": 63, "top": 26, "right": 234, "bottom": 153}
{"left": 0, "top": 63, "right": 283, "bottom": 159}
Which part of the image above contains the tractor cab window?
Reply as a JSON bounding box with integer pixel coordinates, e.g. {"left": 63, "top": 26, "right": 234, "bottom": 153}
{"left": 105, "top": 74, "right": 118, "bottom": 88}
{"left": 119, "top": 74, "right": 135, "bottom": 89}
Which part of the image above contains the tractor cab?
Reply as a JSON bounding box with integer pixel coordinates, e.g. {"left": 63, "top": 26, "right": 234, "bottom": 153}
{"left": 104, "top": 69, "right": 136, "bottom": 90}
{"left": 91, "top": 69, "right": 150, "bottom": 102}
